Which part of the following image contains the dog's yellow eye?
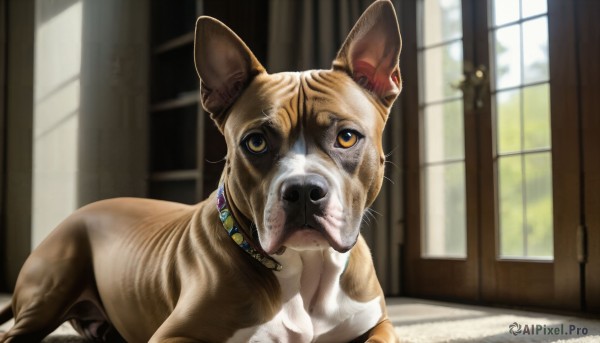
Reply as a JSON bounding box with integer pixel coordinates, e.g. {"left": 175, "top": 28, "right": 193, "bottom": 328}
{"left": 336, "top": 130, "right": 359, "bottom": 148}
{"left": 245, "top": 133, "right": 268, "bottom": 154}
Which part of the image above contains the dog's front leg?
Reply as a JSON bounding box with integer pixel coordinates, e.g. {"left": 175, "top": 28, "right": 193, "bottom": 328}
{"left": 149, "top": 337, "right": 203, "bottom": 343}
{"left": 148, "top": 313, "right": 202, "bottom": 343}
{"left": 149, "top": 325, "right": 204, "bottom": 343}
{"left": 356, "top": 319, "right": 399, "bottom": 343}
{"left": 149, "top": 325, "right": 203, "bottom": 343}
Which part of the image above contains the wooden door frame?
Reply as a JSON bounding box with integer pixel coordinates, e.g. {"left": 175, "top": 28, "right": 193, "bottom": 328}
{"left": 547, "top": 0, "right": 582, "bottom": 311}
{"left": 578, "top": 0, "right": 600, "bottom": 313}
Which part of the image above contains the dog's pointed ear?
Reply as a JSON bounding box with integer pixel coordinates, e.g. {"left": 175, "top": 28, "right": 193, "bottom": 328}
{"left": 333, "top": 0, "right": 402, "bottom": 106}
{"left": 194, "top": 16, "right": 265, "bottom": 124}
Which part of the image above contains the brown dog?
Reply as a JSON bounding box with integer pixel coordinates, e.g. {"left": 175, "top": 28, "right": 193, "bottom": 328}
{"left": 0, "top": 1, "right": 401, "bottom": 341}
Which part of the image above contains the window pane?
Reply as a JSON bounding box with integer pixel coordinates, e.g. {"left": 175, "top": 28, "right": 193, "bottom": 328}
{"left": 492, "top": 2, "right": 553, "bottom": 261}
{"left": 496, "top": 89, "right": 522, "bottom": 154}
{"left": 493, "top": 0, "right": 519, "bottom": 27}
{"left": 424, "top": 100, "right": 465, "bottom": 163}
{"left": 494, "top": 24, "right": 521, "bottom": 90}
{"left": 422, "top": 0, "right": 462, "bottom": 47}
{"left": 523, "top": 84, "right": 551, "bottom": 150}
{"left": 522, "top": 0, "right": 547, "bottom": 18}
{"left": 422, "top": 41, "right": 463, "bottom": 103}
{"left": 423, "top": 162, "right": 466, "bottom": 258}
{"left": 522, "top": 17, "right": 549, "bottom": 84}
{"left": 525, "top": 152, "right": 553, "bottom": 258}
{"left": 498, "top": 155, "right": 525, "bottom": 258}
{"left": 498, "top": 152, "right": 554, "bottom": 259}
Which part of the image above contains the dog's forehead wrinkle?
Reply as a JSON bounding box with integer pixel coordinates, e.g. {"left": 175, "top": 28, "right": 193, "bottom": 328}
{"left": 265, "top": 70, "right": 372, "bottom": 136}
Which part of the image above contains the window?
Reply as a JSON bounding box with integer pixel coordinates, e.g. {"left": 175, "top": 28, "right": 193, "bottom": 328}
{"left": 419, "top": 0, "right": 467, "bottom": 258}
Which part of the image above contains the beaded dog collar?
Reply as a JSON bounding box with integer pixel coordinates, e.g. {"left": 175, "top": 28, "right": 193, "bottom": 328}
{"left": 216, "top": 184, "right": 282, "bottom": 271}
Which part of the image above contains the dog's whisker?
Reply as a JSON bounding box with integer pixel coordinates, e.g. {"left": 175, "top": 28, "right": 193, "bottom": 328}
{"left": 206, "top": 156, "right": 227, "bottom": 164}
{"left": 361, "top": 220, "right": 370, "bottom": 229}
{"left": 361, "top": 208, "right": 381, "bottom": 227}
{"left": 366, "top": 208, "right": 383, "bottom": 218}
{"left": 362, "top": 215, "right": 371, "bottom": 225}
{"left": 384, "top": 145, "right": 399, "bottom": 158}
{"left": 384, "top": 160, "right": 400, "bottom": 170}
{"left": 362, "top": 217, "right": 372, "bottom": 227}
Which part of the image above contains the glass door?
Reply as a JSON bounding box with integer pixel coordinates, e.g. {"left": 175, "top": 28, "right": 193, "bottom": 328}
{"left": 403, "top": 0, "right": 582, "bottom": 310}
{"left": 479, "top": 0, "right": 555, "bottom": 306}
{"left": 478, "top": 0, "right": 580, "bottom": 310}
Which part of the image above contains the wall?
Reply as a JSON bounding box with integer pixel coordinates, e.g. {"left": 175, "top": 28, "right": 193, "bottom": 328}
{"left": 3, "top": 0, "right": 149, "bottom": 289}
{"left": 31, "top": 0, "right": 149, "bottom": 249}
{"left": 32, "top": 0, "right": 82, "bottom": 248}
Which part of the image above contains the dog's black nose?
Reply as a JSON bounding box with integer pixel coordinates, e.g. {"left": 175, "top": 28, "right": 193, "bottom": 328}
{"left": 281, "top": 174, "right": 329, "bottom": 205}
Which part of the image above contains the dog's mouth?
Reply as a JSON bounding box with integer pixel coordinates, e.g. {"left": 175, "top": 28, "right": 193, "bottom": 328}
{"left": 262, "top": 215, "right": 357, "bottom": 255}
{"left": 270, "top": 225, "right": 328, "bottom": 255}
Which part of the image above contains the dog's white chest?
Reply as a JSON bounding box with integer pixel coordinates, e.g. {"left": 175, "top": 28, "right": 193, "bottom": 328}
{"left": 227, "top": 249, "right": 382, "bottom": 343}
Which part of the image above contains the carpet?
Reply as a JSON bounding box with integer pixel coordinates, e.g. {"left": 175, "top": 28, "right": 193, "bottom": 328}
{"left": 388, "top": 298, "right": 600, "bottom": 343}
{"left": 2, "top": 295, "right": 599, "bottom": 342}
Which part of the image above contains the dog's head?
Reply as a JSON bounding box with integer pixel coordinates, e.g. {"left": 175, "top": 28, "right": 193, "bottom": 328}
{"left": 194, "top": 0, "right": 401, "bottom": 255}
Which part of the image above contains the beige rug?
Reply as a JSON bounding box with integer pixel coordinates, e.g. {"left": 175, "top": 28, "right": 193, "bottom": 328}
{"left": 388, "top": 298, "right": 600, "bottom": 342}
{"left": 1, "top": 295, "right": 599, "bottom": 342}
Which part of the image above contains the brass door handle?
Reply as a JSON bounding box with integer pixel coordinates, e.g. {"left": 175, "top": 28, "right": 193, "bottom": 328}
{"left": 452, "top": 64, "right": 489, "bottom": 111}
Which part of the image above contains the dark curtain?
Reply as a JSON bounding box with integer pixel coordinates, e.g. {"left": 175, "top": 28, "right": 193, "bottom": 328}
{"left": 267, "top": 0, "right": 373, "bottom": 72}
{"left": 0, "top": 0, "right": 6, "bottom": 291}
{"left": 267, "top": 0, "right": 404, "bottom": 295}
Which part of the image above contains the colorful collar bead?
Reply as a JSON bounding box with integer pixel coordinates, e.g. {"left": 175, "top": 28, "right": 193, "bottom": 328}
{"left": 217, "top": 184, "right": 282, "bottom": 271}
